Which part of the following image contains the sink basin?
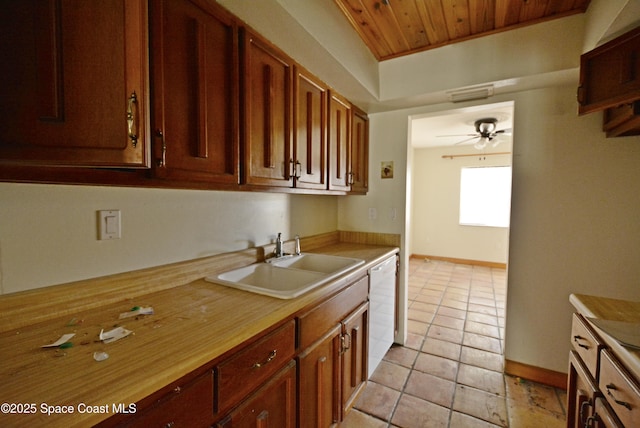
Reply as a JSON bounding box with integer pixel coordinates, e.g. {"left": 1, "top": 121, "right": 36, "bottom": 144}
{"left": 269, "top": 253, "right": 364, "bottom": 274}
{"left": 205, "top": 253, "right": 364, "bottom": 299}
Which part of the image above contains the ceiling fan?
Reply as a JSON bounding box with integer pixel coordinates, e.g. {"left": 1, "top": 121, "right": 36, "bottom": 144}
{"left": 439, "top": 118, "right": 511, "bottom": 150}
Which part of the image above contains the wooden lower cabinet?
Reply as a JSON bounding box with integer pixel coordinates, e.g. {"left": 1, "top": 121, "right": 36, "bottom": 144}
{"left": 341, "top": 302, "right": 368, "bottom": 416}
{"left": 298, "top": 325, "right": 342, "bottom": 427}
{"left": 297, "top": 276, "right": 370, "bottom": 427}
{"left": 216, "top": 360, "right": 297, "bottom": 428}
{"left": 567, "top": 351, "right": 599, "bottom": 428}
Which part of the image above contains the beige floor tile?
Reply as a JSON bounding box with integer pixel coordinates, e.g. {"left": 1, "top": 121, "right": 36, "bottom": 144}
{"left": 441, "top": 298, "right": 468, "bottom": 310}
{"left": 437, "top": 306, "right": 467, "bottom": 320}
{"left": 404, "top": 332, "right": 425, "bottom": 350}
{"left": 383, "top": 345, "right": 418, "bottom": 368}
{"left": 452, "top": 385, "right": 508, "bottom": 427}
{"left": 421, "top": 337, "right": 462, "bottom": 360}
{"left": 468, "top": 303, "right": 497, "bottom": 316}
{"left": 433, "top": 314, "right": 466, "bottom": 330}
{"left": 463, "top": 332, "right": 502, "bottom": 353}
{"left": 407, "top": 319, "right": 429, "bottom": 335}
{"left": 465, "top": 320, "right": 501, "bottom": 338}
{"left": 391, "top": 394, "right": 451, "bottom": 428}
{"left": 450, "top": 412, "right": 503, "bottom": 427}
{"left": 414, "top": 352, "right": 459, "bottom": 381}
{"left": 408, "top": 308, "right": 435, "bottom": 323}
{"left": 370, "top": 360, "right": 411, "bottom": 391}
{"left": 460, "top": 346, "right": 504, "bottom": 372}
{"left": 341, "top": 409, "right": 388, "bottom": 428}
{"left": 354, "top": 382, "right": 401, "bottom": 422}
{"left": 404, "top": 370, "right": 455, "bottom": 408}
{"left": 457, "top": 364, "right": 506, "bottom": 396}
{"left": 466, "top": 312, "right": 499, "bottom": 326}
{"left": 428, "top": 324, "right": 464, "bottom": 344}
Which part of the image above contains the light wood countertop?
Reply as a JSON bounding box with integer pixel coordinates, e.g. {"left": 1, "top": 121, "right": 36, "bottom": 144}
{"left": 569, "top": 293, "right": 640, "bottom": 379}
{"left": 0, "top": 233, "right": 398, "bottom": 427}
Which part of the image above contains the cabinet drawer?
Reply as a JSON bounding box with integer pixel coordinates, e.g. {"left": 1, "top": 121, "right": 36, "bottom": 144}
{"left": 298, "top": 276, "right": 368, "bottom": 350}
{"left": 215, "top": 320, "right": 296, "bottom": 414}
{"left": 122, "top": 371, "right": 214, "bottom": 427}
{"left": 571, "top": 313, "right": 605, "bottom": 379}
{"left": 599, "top": 349, "right": 640, "bottom": 427}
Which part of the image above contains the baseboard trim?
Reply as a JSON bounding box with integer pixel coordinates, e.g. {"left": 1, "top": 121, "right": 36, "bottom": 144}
{"left": 504, "top": 359, "right": 567, "bottom": 390}
{"left": 410, "top": 254, "right": 507, "bottom": 269}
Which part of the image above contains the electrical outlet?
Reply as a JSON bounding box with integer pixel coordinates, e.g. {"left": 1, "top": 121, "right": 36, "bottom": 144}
{"left": 368, "top": 207, "right": 377, "bottom": 220}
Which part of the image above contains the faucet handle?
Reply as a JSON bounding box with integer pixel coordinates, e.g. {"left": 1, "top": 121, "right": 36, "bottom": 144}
{"left": 294, "top": 235, "right": 301, "bottom": 255}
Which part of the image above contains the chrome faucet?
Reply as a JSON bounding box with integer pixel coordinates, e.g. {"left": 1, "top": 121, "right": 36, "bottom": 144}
{"left": 294, "top": 235, "right": 301, "bottom": 255}
{"left": 274, "top": 233, "right": 284, "bottom": 258}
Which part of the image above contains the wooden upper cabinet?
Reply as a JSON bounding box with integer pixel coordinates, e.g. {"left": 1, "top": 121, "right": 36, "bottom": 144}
{"left": 578, "top": 26, "right": 640, "bottom": 115}
{"left": 150, "top": 0, "right": 239, "bottom": 184}
{"left": 0, "top": 0, "right": 149, "bottom": 167}
{"left": 242, "top": 29, "right": 293, "bottom": 188}
{"left": 293, "top": 66, "right": 327, "bottom": 190}
{"left": 328, "top": 91, "right": 351, "bottom": 191}
{"left": 351, "top": 106, "right": 369, "bottom": 194}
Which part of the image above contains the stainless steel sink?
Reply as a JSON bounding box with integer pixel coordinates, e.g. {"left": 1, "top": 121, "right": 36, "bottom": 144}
{"left": 205, "top": 253, "right": 364, "bottom": 299}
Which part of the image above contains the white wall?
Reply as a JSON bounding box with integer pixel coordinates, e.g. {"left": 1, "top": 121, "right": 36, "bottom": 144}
{"left": 0, "top": 184, "right": 337, "bottom": 294}
{"left": 411, "top": 145, "right": 512, "bottom": 264}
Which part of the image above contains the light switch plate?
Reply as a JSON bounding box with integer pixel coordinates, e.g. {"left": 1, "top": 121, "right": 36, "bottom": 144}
{"left": 98, "top": 210, "right": 121, "bottom": 240}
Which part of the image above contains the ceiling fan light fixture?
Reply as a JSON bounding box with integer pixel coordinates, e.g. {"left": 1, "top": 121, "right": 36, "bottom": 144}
{"left": 447, "top": 85, "right": 494, "bottom": 103}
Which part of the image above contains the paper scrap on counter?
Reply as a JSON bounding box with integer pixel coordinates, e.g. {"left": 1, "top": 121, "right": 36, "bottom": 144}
{"left": 587, "top": 317, "right": 640, "bottom": 350}
{"left": 119, "top": 306, "right": 154, "bottom": 319}
{"left": 42, "top": 333, "right": 75, "bottom": 348}
{"left": 99, "top": 327, "right": 132, "bottom": 344}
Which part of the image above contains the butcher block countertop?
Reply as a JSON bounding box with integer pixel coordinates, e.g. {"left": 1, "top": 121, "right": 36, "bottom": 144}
{"left": 0, "top": 232, "right": 399, "bottom": 427}
{"left": 570, "top": 293, "right": 640, "bottom": 380}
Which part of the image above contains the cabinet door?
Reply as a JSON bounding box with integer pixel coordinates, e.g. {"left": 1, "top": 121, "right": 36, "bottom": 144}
{"left": 293, "top": 65, "right": 327, "bottom": 190}
{"left": 578, "top": 26, "right": 640, "bottom": 114}
{"left": 242, "top": 29, "right": 292, "bottom": 188}
{"left": 567, "top": 351, "right": 598, "bottom": 428}
{"left": 151, "top": 0, "right": 239, "bottom": 184}
{"left": 327, "top": 91, "right": 351, "bottom": 191}
{"left": 590, "top": 398, "right": 624, "bottom": 428}
{"left": 298, "top": 325, "right": 341, "bottom": 428}
{"left": 350, "top": 106, "right": 369, "bottom": 194}
{"left": 0, "top": 0, "right": 149, "bottom": 167}
{"left": 341, "top": 302, "right": 369, "bottom": 418}
{"left": 216, "top": 361, "right": 296, "bottom": 428}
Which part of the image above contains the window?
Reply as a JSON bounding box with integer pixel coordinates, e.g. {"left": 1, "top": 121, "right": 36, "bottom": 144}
{"left": 459, "top": 166, "right": 512, "bottom": 228}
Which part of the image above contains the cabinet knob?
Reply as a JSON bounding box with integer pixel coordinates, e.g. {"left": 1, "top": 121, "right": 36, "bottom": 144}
{"left": 605, "top": 383, "right": 632, "bottom": 410}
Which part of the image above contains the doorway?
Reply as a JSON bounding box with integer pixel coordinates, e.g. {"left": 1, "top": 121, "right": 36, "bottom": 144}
{"left": 404, "top": 100, "right": 514, "bottom": 364}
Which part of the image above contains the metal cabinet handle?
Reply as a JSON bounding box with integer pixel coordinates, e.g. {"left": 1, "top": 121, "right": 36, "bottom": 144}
{"left": 253, "top": 350, "right": 277, "bottom": 368}
{"left": 341, "top": 332, "right": 351, "bottom": 354}
{"left": 573, "top": 335, "right": 590, "bottom": 349}
{"left": 127, "top": 92, "right": 139, "bottom": 147}
{"left": 605, "top": 383, "right": 632, "bottom": 410}
{"left": 156, "top": 129, "right": 166, "bottom": 168}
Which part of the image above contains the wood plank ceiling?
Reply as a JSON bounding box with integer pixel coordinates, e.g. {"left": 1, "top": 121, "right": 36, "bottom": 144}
{"left": 334, "top": 0, "right": 591, "bottom": 61}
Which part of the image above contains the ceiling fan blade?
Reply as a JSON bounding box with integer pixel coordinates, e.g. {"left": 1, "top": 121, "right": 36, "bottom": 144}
{"left": 436, "top": 133, "right": 478, "bottom": 138}
{"left": 494, "top": 128, "right": 512, "bottom": 135}
{"left": 454, "top": 136, "right": 480, "bottom": 145}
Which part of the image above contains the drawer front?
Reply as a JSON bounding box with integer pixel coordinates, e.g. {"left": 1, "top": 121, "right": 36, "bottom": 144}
{"left": 599, "top": 349, "right": 640, "bottom": 428}
{"left": 571, "top": 313, "right": 604, "bottom": 378}
{"left": 216, "top": 320, "right": 296, "bottom": 414}
{"left": 125, "top": 371, "right": 214, "bottom": 427}
{"left": 298, "top": 275, "right": 368, "bottom": 350}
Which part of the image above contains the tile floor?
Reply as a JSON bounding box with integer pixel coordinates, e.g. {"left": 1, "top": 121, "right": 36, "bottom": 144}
{"left": 342, "top": 258, "right": 568, "bottom": 427}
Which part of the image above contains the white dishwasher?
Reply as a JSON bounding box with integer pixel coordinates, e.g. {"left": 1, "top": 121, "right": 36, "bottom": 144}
{"left": 368, "top": 255, "right": 397, "bottom": 378}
